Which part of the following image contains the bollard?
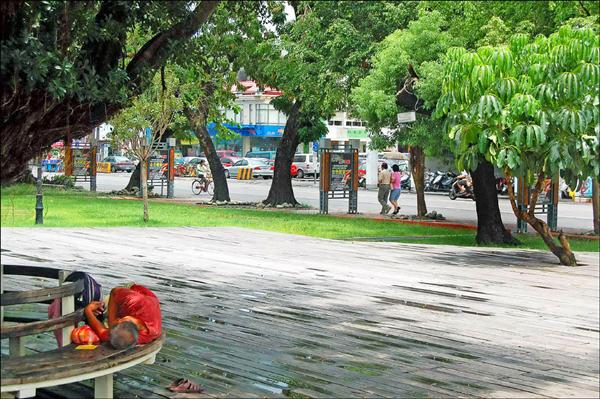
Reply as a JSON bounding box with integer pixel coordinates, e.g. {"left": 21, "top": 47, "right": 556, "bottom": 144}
{"left": 35, "top": 159, "right": 43, "bottom": 225}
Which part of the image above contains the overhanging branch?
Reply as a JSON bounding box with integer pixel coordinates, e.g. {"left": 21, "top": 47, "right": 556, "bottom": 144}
{"left": 126, "top": 1, "right": 220, "bottom": 94}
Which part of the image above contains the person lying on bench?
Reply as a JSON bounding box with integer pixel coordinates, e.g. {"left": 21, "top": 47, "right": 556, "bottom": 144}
{"left": 84, "top": 284, "right": 162, "bottom": 349}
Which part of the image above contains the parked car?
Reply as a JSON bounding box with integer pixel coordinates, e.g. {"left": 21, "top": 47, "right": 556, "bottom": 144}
{"left": 102, "top": 156, "right": 135, "bottom": 172}
{"left": 246, "top": 151, "right": 277, "bottom": 160}
{"left": 226, "top": 158, "right": 273, "bottom": 179}
{"left": 292, "top": 153, "right": 320, "bottom": 179}
{"left": 266, "top": 160, "right": 298, "bottom": 177}
{"left": 216, "top": 150, "right": 239, "bottom": 159}
{"left": 182, "top": 156, "right": 206, "bottom": 167}
{"left": 220, "top": 157, "right": 241, "bottom": 168}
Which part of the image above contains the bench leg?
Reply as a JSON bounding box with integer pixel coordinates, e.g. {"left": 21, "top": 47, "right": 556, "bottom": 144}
{"left": 9, "top": 336, "right": 25, "bottom": 356}
{"left": 144, "top": 354, "right": 156, "bottom": 365}
{"left": 16, "top": 388, "right": 36, "bottom": 398}
{"left": 94, "top": 374, "right": 113, "bottom": 399}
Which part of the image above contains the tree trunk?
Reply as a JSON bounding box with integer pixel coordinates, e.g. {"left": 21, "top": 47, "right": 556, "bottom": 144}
{"left": 125, "top": 162, "right": 141, "bottom": 191}
{"left": 505, "top": 169, "right": 577, "bottom": 266}
{"left": 471, "top": 159, "right": 518, "bottom": 244}
{"left": 263, "top": 102, "right": 301, "bottom": 206}
{"left": 140, "top": 159, "right": 149, "bottom": 222}
{"left": 195, "top": 123, "right": 230, "bottom": 202}
{"left": 409, "top": 146, "right": 427, "bottom": 216}
{"left": 593, "top": 177, "right": 599, "bottom": 234}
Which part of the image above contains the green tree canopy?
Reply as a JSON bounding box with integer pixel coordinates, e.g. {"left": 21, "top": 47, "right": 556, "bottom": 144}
{"left": 436, "top": 21, "right": 600, "bottom": 265}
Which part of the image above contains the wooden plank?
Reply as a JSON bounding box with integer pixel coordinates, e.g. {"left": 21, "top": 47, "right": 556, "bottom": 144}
{"left": 0, "top": 280, "right": 83, "bottom": 306}
{"left": 1, "top": 265, "right": 60, "bottom": 279}
{"left": 1, "top": 227, "right": 598, "bottom": 399}
{"left": 1, "top": 335, "right": 164, "bottom": 385}
{"left": 1, "top": 309, "right": 83, "bottom": 339}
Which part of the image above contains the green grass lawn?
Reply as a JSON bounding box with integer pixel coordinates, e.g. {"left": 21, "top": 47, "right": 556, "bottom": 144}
{"left": 2, "top": 184, "right": 598, "bottom": 252}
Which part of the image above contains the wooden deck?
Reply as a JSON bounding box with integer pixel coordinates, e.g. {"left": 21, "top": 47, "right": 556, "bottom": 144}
{"left": 1, "top": 227, "right": 599, "bottom": 398}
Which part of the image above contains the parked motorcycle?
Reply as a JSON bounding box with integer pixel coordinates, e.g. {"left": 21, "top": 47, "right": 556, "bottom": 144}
{"left": 449, "top": 177, "right": 476, "bottom": 200}
{"left": 428, "top": 171, "right": 457, "bottom": 192}
{"left": 495, "top": 177, "right": 508, "bottom": 194}
{"left": 400, "top": 172, "right": 411, "bottom": 190}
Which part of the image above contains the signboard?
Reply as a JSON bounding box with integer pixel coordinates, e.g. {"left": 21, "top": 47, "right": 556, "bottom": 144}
{"left": 329, "top": 152, "right": 353, "bottom": 191}
{"left": 319, "top": 146, "right": 359, "bottom": 214}
{"left": 397, "top": 111, "right": 416, "bottom": 124}
{"left": 148, "top": 154, "right": 165, "bottom": 181}
{"left": 72, "top": 148, "right": 91, "bottom": 176}
{"left": 347, "top": 129, "right": 368, "bottom": 139}
{"left": 312, "top": 141, "right": 319, "bottom": 153}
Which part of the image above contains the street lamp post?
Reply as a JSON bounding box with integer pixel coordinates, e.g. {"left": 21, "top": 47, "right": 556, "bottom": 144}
{"left": 35, "top": 157, "right": 43, "bottom": 224}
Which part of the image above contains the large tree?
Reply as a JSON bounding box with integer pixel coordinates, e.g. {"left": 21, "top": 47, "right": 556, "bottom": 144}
{"left": 437, "top": 20, "right": 599, "bottom": 265}
{"left": 249, "top": 1, "right": 419, "bottom": 206}
{"left": 0, "top": 0, "right": 219, "bottom": 184}
{"left": 351, "top": 11, "right": 454, "bottom": 217}
{"left": 122, "top": 2, "right": 264, "bottom": 202}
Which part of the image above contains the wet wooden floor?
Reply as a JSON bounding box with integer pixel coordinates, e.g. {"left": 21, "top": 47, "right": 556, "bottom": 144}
{"left": 1, "top": 227, "right": 599, "bottom": 398}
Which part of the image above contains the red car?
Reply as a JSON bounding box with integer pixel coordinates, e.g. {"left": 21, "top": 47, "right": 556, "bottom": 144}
{"left": 267, "top": 160, "right": 298, "bottom": 177}
{"left": 216, "top": 150, "right": 239, "bottom": 159}
{"left": 220, "top": 157, "right": 240, "bottom": 168}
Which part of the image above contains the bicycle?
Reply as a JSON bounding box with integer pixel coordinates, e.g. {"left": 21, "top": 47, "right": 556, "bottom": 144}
{"left": 191, "top": 176, "right": 214, "bottom": 196}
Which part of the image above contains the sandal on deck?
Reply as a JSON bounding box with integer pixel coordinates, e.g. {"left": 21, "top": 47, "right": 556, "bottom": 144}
{"left": 168, "top": 378, "right": 204, "bottom": 393}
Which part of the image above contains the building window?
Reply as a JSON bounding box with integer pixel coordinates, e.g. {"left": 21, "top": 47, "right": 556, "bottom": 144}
{"left": 328, "top": 120, "right": 334, "bottom": 125}
{"left": 346, "top": 121, "right": 353, "bottom": 126}
{"left": 256, "top": 104, "right": 267, "bottom": 124}
{"left": 278, "top": 111, "right": 287, "bottom": 125}
{"left": 248, "top": 104, "right": 253, "bottom": 124}
{"left": 353, "top": 121, "right": 363, "bottom": 127}
{"left": 333, "top": 120, "right": 342, "bottom": 126}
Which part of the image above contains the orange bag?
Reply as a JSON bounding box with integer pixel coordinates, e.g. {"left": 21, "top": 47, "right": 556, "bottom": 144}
{"left": 71, "top": 325, "right": 100, "bottom": 345}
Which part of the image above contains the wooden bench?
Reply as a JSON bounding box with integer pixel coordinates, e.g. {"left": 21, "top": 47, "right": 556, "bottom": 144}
{"left": 1, "top": 264, "right": 164, "bottom": 398}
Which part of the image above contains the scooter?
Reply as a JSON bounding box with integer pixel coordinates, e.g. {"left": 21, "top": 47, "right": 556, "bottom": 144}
{"left": 430, "top": 171, "right": 457, "bottom": 192}
{"left": 400, "top": 172, "right": 411, "bottom": 191}
{"left": 495, "top": 177, "right": 508, "bottom": 194}
{"left": 449, "top": 178, "right": 476, "bottom": 200}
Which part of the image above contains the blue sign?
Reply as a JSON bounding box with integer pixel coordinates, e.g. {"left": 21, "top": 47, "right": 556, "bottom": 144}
{"left": 207, "top": 123, "right": 285, "bottom": 138}
{"left": 313, "top": 142, "right": 319, "bottom": 152}
{"left": 145, "top": 127, "right": 152, "bottom": 145}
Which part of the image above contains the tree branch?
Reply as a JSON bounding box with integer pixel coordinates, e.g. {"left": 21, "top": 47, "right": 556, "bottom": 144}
{"left": 126, "top": 1, "right": 220, "bottom": 94}
{"left": 528, "top": 172, "right": 545, "bottom": 217}
{"left": 578, "top": 0, "right": 591, "bottom": 16}
{"left": 504, "top": 168, "right": 522, "bottom": 219}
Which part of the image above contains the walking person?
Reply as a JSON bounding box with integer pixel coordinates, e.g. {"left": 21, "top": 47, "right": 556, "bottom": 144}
{"left": 390, "top": 164, "right": 402, "bottom": 215}
{"left": 378, "top": 162, "right": 392, "bottom": 214}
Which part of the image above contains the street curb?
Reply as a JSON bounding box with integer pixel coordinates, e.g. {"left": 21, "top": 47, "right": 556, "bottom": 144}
{"left": 330, "top": 213, "right": 600, "bottom": 241}
{"left": 331, "top": 213, "right": 478, "bottom": 231}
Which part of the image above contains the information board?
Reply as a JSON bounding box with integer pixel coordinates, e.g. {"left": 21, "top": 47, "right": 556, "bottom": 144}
{"left": 148, "top": 154, "right": 165, "bottom": 181}
{"left": 329, "top": 152, "right": 353, "bottom": 191}
{"left": 319, "top": 147, "right": 359, "bottom": 214}
{"left": 72, "top": 148, "right": 91, "bottom": 176}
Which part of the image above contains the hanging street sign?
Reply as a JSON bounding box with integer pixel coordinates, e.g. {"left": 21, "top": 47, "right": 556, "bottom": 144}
{"left": 397, "top": 111, "right": 416, "bottom": 124}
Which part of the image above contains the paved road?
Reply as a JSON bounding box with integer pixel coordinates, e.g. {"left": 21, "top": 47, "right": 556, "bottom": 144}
{"left": 61, "top": 172, "right": 594, "bottom": 232}
{"left": 2, "top": 227, "right": 598, "bottom": 398}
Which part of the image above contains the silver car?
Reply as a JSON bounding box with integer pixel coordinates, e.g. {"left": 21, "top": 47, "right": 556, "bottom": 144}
{"left": 293, "top": 153, "right": 320, "bottom": 178}
{"left": 226, "top": 158, "right": 273, "bottom": 179}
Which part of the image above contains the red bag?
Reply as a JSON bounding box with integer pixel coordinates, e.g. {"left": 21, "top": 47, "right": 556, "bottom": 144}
{"left": 71, "top": 325, "right": 100, "bottom": 345}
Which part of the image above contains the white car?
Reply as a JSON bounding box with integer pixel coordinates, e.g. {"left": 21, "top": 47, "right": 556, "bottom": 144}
{"left": 226, "top": 158, "right": 273, "bottom": 179}
{"left": 293, "top": 154, "right": 319, "bottom": 178}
